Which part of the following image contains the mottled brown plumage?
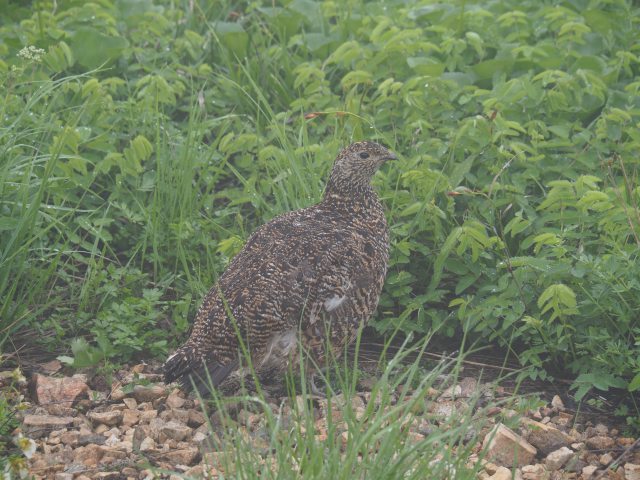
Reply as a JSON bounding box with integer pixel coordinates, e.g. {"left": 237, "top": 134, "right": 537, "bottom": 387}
{"left": 164, "top": 141, "right": 396, "bottom": 393}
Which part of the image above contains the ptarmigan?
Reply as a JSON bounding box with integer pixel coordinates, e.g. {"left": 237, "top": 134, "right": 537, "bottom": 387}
{"left": 164, "top": 141, "right": 396, "bottom": 394}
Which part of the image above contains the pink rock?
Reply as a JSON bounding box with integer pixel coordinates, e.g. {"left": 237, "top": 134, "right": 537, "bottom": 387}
{"left": 30, "top": 374, "right": 88, "bottom": 414}
{"left": 483, "top": 423, "right": 537, "bottom": 468}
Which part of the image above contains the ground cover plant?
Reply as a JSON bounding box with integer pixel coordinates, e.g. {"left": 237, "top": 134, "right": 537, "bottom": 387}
{"left": 1, "top": 0, "right": 639, "bottom": 434}
{"left": 174, "top": 335, "right": 492, "bottom": 479}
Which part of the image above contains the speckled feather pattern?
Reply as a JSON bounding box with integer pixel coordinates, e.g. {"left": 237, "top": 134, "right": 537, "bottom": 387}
{"left": 164, "top": 141, "right": 395, "bottom": 391}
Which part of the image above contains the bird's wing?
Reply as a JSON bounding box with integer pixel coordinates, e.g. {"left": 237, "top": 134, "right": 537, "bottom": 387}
{"left": 166, "top": 207, "right": 377, "bottom": 389}
{"left": 179, "top": 209, "right": 346, "bottom": 369}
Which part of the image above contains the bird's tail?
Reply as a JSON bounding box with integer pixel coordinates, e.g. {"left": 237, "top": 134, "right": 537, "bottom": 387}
{"left": 163, "top": 345, "right": 199, "bottom": 385}
{"left": 163, "top": 345, "right": 237, "bottom": 394}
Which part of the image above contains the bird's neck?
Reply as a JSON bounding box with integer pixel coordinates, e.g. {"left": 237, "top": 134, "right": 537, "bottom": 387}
{"left": 321, "top": 175, "right": 380, "bottom": 211}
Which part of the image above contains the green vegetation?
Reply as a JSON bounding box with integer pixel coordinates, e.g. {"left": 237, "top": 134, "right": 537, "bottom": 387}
{"left": 183, "top": 336, "right": 491, "bottom": 479}
{"left": 1, "top": 0, "right": 639, "bottom": 421}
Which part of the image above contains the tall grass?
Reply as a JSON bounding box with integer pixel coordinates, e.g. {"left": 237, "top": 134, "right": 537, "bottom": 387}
{"left": 171, "top": 334, "right": 496, "bottom": 479}
{"left": 0, "top": 74, "right": 95, "bottom": 344}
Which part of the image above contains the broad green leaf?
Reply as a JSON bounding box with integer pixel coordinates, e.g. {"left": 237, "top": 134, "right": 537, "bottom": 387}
{"left": 213, "top": 21, "right": 249, "bottom": 57}
{"left": 70, "top": 27, "right": 129, "bottom": 69}
{"left": 341, "top": 70, "right": 373, "bottom": 89}
{"left": 628, "top": 373, "right": 640, "bottom": 392}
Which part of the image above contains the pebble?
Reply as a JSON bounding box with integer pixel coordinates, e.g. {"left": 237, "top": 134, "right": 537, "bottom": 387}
{"left": 132, "top": 384, "right": 165, "bottom": 403}
{"left": 88, "top": 410, "right": 122, "bottom": 426}
{"left": 16, "top": 365, "right": 631, "bottom": 479}
{"left": 545, "top": 446, "right": 574, "bottom": 470}
{"left": 586, "top": 436, "right": 615, "bottom": 450}
{"left": 626, "top": 463, "right": 640, "bottom": 480}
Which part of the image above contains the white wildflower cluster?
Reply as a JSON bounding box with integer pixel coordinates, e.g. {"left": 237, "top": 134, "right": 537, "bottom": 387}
{"left": 13, "top": 432, "right": 37, "bottom": 459}
{"left": 17, "top": 45, "right": 45, "bottom": 62}
{"left": 0, "top": 367, "right": 33, "bottom": 480}
{"left": 2, "top": 455, "right": 29, "bottom": 480}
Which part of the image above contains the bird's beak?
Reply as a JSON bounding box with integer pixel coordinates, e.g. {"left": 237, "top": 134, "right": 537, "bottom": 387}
{"left": 384, "top": 151, "right": 397, "bottom": 161}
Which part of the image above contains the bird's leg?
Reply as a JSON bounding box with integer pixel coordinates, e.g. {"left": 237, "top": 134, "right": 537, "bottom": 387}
{"left": 309, "top": 370, "right": 335, "bottom": 398}
{"left": 309, "top": 372, "right": 326, "bottom": 398}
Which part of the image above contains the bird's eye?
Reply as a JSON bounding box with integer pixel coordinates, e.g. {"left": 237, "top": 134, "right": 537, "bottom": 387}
{"left": 359, "top": 152, "right": 370, "bottom": 159}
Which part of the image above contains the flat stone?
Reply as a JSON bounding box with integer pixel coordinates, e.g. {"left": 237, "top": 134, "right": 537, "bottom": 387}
{"left": 187, "top": 409, "right": 206, "bottom": 427}
{"left": 521, "top": 464, "right": 546, "bottom": 480}
{"left": 73, "top": 444, "right": 104, "bottom": 467}
{"left": 594, "top": 423, "right": 608, "bottom": 435}
{"left": 566, "top": 458, "right": 587, "bottom": 473}
{"left": 439, "top": 384, "right": 462, "bottom": 399}
{"left": 132, "top": 384, "right": 165, "bottom": 403}
{"left": 193, "top": 431, "right": 208, "bottom": 444}
{"left": 522, "top": 418, "right": 572, "bottom": 455}
{"left": 122, "top": 409, "right": 139, "bottom": 427}
{"left": 104, "top": 434, "right": 120, "bottom": 447}
{"left": 484, "top": 462, "right": 499, "bottom": 475}
{"left": 483, "top": 423, "right": 537, "bottom": 468}
{"left": 581, "top": 465, "right": 598, "bottom": 478}
{"left": 132, "top": 425, "right": 150, "bottom": 451}
{"left": 489, "top": 466, "right": 519, "bottom": 480}
{"left": 161, "top": 420, "right": 192, "bottom": 442}
{"left": 586, "top": 435, "right": 615, "bottom": 450}
{"left": 459, "top": 377, "right": 478, "bottom": 397}
{"left": 185, "top": 466, "right": 205, "bottom": 478}
{"left": 139, "top": 436, "right": 156, "bottom": 452}
{"left": 544, "top": 446, "right": 574, "bottom": 470}
{"left": 88, "top": 410, "right": 122, "bottom": 426}
{"left": 30, "top": 374, "right": 89, "bottom": 414}
{"left": 94, "top": 473, "right": 121, "bottom": 479}
{"left": 139, "top": 409, "right": 158, "bottom": 422}
{"left": 618, "top": 437, "right": 636, "bottom": 447}
{"left": 625, "top": 463, "right": 640, "bottom": 480}
{"left": 23, "top": 415, "right": 75, "bottom": 438}
{"left": 599, "top": 453, "right": 613, "bottom": 465}
{"left": 119, "top": 439, "right": 133, "bottom": 453}
{"left": 166, "top": 391, "right": 186, "bottom": 409}
{"left": 101, "top": 447, "right": 127, "bottom": 465}
{"left": 429, "top": 399, "right": 468, "bottom": 421}
{"left": 77, "top": 434, "right": 106, "bottom": 446}
{"left": 148, "top": 417, "right": 165, "bottom": 441}
{"left": 110, "top": 388, "right": 125, "bottom": 401}
{"left": 40, "top": 360, "right": 63, "bottom": 374}
{"left": 121, "top": 467, "right": 138, "bottom": 477}
{"left": 162, "top": 407, "right": 189, "bottom": 424}
{"left": 160, "top": 447, "right": 200, "bottom": 466}
{"left": 59, "top": 430, "right": 80, "bottom": 446}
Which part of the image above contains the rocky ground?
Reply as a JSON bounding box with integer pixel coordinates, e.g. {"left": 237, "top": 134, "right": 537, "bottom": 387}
{"left": 3, "top": 360, "right": 639, "bottom": 480}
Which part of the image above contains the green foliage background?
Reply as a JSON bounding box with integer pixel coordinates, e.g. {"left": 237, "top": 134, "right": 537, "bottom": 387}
{"left": 1, "top": 0, "right": 639, "bottom": 405}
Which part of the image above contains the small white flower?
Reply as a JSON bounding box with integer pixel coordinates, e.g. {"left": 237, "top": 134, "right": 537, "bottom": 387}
{"left": 17, "top": 45, "right": 45, "bottom": 62}
{"left": 5, "top": 455, "right": 29, "bottom": 479}
{"left": 11, "top": 368, "right": 26, "bottom": 384}
{"left": 13, "top": 433, "right": 36, "bottom": 459}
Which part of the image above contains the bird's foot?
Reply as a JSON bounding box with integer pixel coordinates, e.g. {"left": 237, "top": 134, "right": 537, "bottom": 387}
{"left": 309, "top": 372, "right": 335, "bottom": 398}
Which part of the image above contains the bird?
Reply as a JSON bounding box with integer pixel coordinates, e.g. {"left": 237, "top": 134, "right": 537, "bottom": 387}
{"left": 163, "top": 141, "right": 396, "bottom": 395}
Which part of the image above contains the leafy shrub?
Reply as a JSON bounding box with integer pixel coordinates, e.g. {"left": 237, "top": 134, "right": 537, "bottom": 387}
{"left": 0, "top": 0, "right": 639, "bottom": 412}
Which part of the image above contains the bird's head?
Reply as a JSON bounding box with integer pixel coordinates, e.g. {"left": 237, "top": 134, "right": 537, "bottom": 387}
{"left": 325, "top": 141, "right": 396, "bottom": 197}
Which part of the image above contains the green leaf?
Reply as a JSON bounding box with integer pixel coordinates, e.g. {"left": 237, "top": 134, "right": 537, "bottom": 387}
{"left": 287, "top": 0, "right": 322, "bottom": 24}
{"left": 70, "top": 27, "right": 129, "bottom": 69}
{"left": 628, "top": 373, "right": 640, "bottom": 392}
{"left": 406, "top": 57, "right": 445, "bottom": 76}
{"left": 472, "top": 59, "right": 514, "bottom": 81}
{"left": 341, "top": 70, "right": 373, "bottom": 89}
{"left": 213, "top": 21, "right": 249, "bottom": 57}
